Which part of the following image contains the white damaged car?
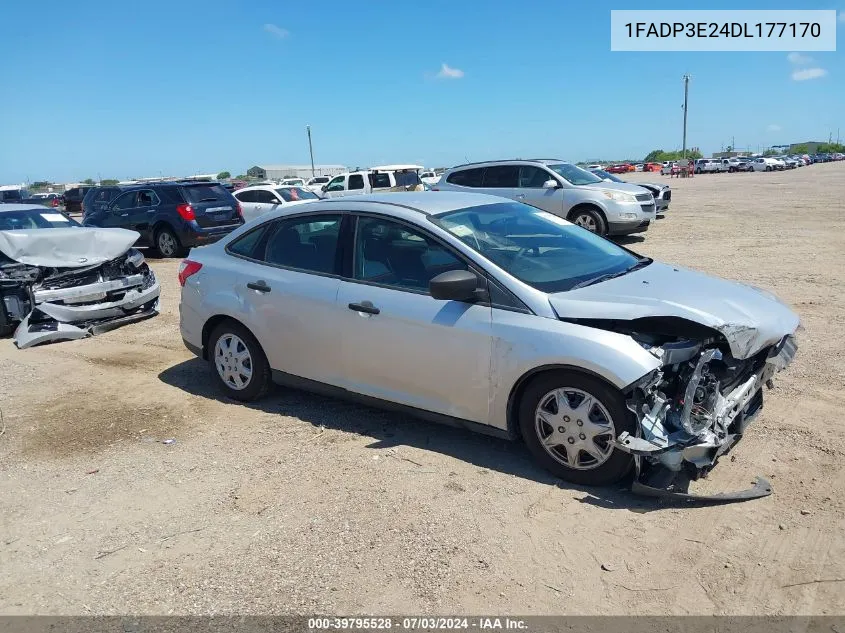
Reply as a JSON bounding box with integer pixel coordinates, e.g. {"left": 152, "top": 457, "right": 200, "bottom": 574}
{"left": 0, "top": 204, "right": 160, "bottom": 348}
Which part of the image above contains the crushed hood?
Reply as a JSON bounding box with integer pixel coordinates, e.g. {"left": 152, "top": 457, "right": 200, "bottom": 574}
{"left": 548, "top": 262, "right": 800, "bottom": 359}
{"left": 0, "top": 227, "right": 140, "bottom": 268}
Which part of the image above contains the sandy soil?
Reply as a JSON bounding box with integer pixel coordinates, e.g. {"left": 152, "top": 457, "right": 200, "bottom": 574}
{"left": 1, "top": 163, "right": 844, "bottom": 615}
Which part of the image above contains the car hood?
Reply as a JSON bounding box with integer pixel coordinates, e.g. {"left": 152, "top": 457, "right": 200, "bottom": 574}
{"left": 0, "top": 227, "right": 139, "bottom": 268}
{"left": 579, "top": 181, "right": 650, "bottom": 195}
{"left": 548, "top": 261, "right": 799, "bottom": 359}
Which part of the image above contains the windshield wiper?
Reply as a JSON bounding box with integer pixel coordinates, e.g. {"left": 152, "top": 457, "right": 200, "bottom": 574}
{"left": 570, "top": 257, "right": 652, "bottom": 290}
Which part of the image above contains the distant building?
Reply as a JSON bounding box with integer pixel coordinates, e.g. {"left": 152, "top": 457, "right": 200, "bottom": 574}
{"left": 248, "top": 164, "right": 347, "bottom": 180}
{"left": 711, "top": 151, "right": 752, "bottom": 159}
{"left": 788, "top": 141, "right": 825, "bottom": 153}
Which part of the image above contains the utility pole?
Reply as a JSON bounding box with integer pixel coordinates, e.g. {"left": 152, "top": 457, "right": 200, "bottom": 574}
{"left": 682, "top": 74, "right": 690, "bottom": 159}
{"left": 306, "top": 125, "right": 316, "bottom": 177}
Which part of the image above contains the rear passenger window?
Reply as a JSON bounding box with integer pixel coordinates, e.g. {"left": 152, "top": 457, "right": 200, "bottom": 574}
{"left": 482, "top": 165, "right": 519, "bottom": 188}
{"left": 227, "top": 225, "right": 269, "bottom": 259}
{"left": 446, "top": 168, "right": 483, "bottom": 187}
{"left": 369, "top": 173, "right": 391, "bottom": 189}
{"left": 519, "top": 166, "right": 552, "bottom": 188}
{"left": 262, "top": 215, "right": 342, "bottom": 274}
{"left": 235, "top": 190, "right": 257, "bottom": 203}
{"left": 348, "top": 174, "right": 365, "bottom": 190}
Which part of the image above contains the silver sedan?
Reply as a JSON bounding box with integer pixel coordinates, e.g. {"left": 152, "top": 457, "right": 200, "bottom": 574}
{"left": 178, "top": 192, "right": 798, "bottom": 490}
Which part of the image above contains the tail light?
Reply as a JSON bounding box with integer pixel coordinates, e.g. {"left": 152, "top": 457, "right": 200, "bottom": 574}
{"left": 236, "top": 201, "right": 243, "bottom": 218}
{"left": 51, "top": 198, "right": 59, "bottom": 207}
{"left": 178, "top": 259, "right": 202, "bottom": 286}
{"left": 176, "top": 203, "right": 196, "bottom": 221}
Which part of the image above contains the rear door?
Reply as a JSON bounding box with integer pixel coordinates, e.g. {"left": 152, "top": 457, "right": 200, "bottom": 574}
{"left": 253, "top": 189, "right": 281, "bottom": 217}
{"left": 227, "top": 213, "right": 345, "bottom": 384}
{"left": 346, "top": 173, "right": 367, "bottom": 197}
{"left": 179, "top": 183, "right": 239, "bottom": 227}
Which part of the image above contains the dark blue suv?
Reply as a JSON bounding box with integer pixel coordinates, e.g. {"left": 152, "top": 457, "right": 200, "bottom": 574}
{"left": 82, "top": 181, "right": 244, "bottom": 257}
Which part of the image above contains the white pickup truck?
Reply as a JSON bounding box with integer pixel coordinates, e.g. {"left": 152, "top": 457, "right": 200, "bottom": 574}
{"left": 321, "top": 165, "right": 425, "bottom": 198}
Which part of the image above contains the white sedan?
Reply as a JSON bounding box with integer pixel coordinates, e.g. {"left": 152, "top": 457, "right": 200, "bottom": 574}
{"left": 232, "top": 185, "right": 319, "bottom": 223}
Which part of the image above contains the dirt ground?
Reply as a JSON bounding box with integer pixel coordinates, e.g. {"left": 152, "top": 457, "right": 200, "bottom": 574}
{"left": 1, "top": 163, "right": 844, "bottom": 616}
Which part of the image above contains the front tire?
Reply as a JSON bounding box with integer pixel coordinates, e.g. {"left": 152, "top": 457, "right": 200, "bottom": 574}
{"left": 568, "top": 207, "right": 606, "bottom": 236}
{"left": 518, "top": 371, "right": 635, "bottom": 486}
{"left": 208, "top": 321, "right": 271, "bottom": 402}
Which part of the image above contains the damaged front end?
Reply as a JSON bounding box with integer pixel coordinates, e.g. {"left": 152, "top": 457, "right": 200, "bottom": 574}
{"left": 0, "top": 234, "right": 160, "bottom": 348}
{"left": 609, "top": 319, "right": 798, "bottom": 501}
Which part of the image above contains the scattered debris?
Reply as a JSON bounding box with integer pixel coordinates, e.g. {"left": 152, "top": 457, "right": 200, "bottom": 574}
{"left": 601, "top": 563, "right": 615, "bottom": 572}
{"left": 779, "top": 524, "right": 787, "bottom": 530}
{"left": 307, "top": 426, "right": 325, "bottom": 442}
{"left": 138, "top": 547, "right": 147, "bottom": 553}
{"left": 162, "top": 439, "right": 176, "bottom": 445}
{"left": 724, "top": 562, "right": 733, "bottom": 569}
{"left": 800, "top": 509, "right": 812, "bottom": 516}
{"left": 616, "top": 584, "right": 678, "bottom": 592}
{"left": 783, "top": 578, "right": 845, "bottom": 589}
{"left": 159, "top": 527, "right": 204, "bottom": 543}
{"left": 65, "top": 488, "right": 78, "bottom": 494}
{"left": 86, "top": 468, "right": 99, "bottom": 475}
{"left": 55, "top": 535, "right": 72, "bottom": 544}
{"left": 94, "top": 544, "right": 127, "bottom": 560}
{"left": 684, "top": 538, "right": 706, "bottom": 544}
{"left": 544, "top": 584, "right": 564, "bottom": 593}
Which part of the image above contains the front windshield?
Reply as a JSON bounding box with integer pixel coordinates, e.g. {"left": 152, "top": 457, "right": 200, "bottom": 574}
{"left": 431, "top": 202, "right": 641, "bottom": 293}
{"left": 276, "top": 187, "right": 319, "bottom": 202}
{"left": 546, "top": 163, "right": 603, "bottom": 186}
{"left": 591, "top": 169, "right": 623, "bottom": 183}
{"left": 0, "top": 209, "right": 78, "bottom": 230}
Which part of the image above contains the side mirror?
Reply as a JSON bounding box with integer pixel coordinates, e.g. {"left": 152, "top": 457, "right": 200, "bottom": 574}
{"left": 321, "top": 185, "right": 328, "bottom": 192}
{"left": 542, "top": 179, "right": 559, "bottom": 189}
{"left": 429, "top": 270, "right": 481, "bottom": 302}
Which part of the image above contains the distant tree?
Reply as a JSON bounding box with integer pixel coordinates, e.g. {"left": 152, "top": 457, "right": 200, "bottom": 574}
{"left": 725, "top": 145, "right": 733, "bottom": 153}
{"left": 234, "top": 174, "right": 248, "bottom": 180}
{"left": 643, "top": 149, "right": 664, "bottom": 163}
{"left": 642, "top": 149, "right": 702, "bottom": 163}
{"left": 83, "top": 178, "right": 95, "bottom": 185}
{"left": 31, "top": 181, "right": 52, "bottom": 188}
{"left": 217, "top": 171, "right": 231, "bottom": 180}
{"left": 101, "top": 179, "right": 119, "bottom": 186}
{"left": 762, "top": 148, "right": 778, "bottom": 157}
{"left": 792, "top": 144, "right": 809, "bottom": 154}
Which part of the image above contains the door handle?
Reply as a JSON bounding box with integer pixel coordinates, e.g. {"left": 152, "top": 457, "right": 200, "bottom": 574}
{"left": 247, "top": 280, "right": 271, "bottom": 293}
{"left": 348, "top": 301, "right": 380, "bottom": 315}
{"left": 120, "top": 213, "right": 128, "bottom": 217}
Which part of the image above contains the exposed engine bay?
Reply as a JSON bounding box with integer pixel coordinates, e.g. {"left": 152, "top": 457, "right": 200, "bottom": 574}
{"left": 0, "top": 228, "right": 160, "bottom": 348}
{"left": 565, "top": 315, "right": 798, "bottom": 501}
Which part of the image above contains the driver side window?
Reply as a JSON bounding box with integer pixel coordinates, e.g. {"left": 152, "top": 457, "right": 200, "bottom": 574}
{"left": 519, "top": 166, "right": 553, "bottom": 188}
{"left": 326, "top": 176, "right": 345, "bottom": 192}
{"left": 112, "top": 192, "right": 137, "bottom": 211}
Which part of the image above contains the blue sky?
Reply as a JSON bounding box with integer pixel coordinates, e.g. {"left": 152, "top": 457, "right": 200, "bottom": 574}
{"left": 1, "top": 0, "right": 843, "bottom": 182}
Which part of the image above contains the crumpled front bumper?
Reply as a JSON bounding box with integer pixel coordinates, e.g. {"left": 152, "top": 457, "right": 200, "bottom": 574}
{"left": 616, "top": 334, "right": 797, "bottom": 475}
{"left": 13, "top": 271, "right": 161, "bottom": 349}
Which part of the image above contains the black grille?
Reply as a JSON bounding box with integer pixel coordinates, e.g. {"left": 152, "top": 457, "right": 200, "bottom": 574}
{"left": 635, "top": 193, "right": 652, "bottom": 202}
{"left": 640, "top": 204, "right": 655, "bottom": 213}
{"left": 664, "top": 190, "right": 671, "bottom": 202}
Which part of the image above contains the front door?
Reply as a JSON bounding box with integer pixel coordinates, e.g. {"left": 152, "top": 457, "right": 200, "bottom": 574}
{"left": 229, "top": 213, "right": 345, "bottom": 384}
{"left": 515, "top": 165, "right": 564, "bottom": 213}
{"left": 130, "top": 189, "right": 158, "bottom": 238}
{"left": 103, "top": 191, "right": 137, "bottom": 230}
{"left": 335, "top": 214, "right": 492, "bottom": 424}
{"left": 323, "top": 175, "right": 347, "bottom": 199}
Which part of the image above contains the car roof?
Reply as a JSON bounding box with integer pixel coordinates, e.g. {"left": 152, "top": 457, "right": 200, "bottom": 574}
{"left": 318, "top": 192, "right": 508, "bottom": 216}
{"left": 446, "top": 158, "right": 570, "bottom": 171}
{"left": 0, "top": 203, "right": 52, "bottom": 212}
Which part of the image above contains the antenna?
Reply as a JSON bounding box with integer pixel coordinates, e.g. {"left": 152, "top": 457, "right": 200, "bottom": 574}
{"left": 682, "top": 74, "right": 691, "bottom": 159}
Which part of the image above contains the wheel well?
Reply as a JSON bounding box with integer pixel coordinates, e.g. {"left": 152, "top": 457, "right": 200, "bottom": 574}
{"left": 505, "top": 365, "right": 622, "bottom": 441}
{"left": 152, "top": 221, "right": 177, "bottom": 241}
{"left": 201, "top": 315, "right": 251, "bottom": 360}
{"left": 566, "top": 203, "right": 607, "bottom": 226}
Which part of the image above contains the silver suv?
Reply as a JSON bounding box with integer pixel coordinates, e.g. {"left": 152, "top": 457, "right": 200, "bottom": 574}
{"left": 435, "top": 159, "right": 655, "bottom": 237}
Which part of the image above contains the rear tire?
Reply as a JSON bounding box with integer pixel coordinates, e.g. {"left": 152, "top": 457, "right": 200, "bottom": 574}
{"left": 208, "top": 321, "right": 271, "bottom": 402}
{"left": 568, "top": 207, "right": 607, "bottom": 236}
{"left": 155, "top": 227, "right": 185, "bottom": 258}
{"left": 519, "top": 370, "right": 635, "bottom": 486}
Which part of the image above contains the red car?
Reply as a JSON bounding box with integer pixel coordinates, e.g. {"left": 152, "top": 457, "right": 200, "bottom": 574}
{"left": 605, "top": 164, "right": 631, "bottom": 174}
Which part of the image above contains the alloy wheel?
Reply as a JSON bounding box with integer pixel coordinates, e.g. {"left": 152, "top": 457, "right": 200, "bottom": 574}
{"left": 573, "top": 214, "right": 598, "bottom": 233}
